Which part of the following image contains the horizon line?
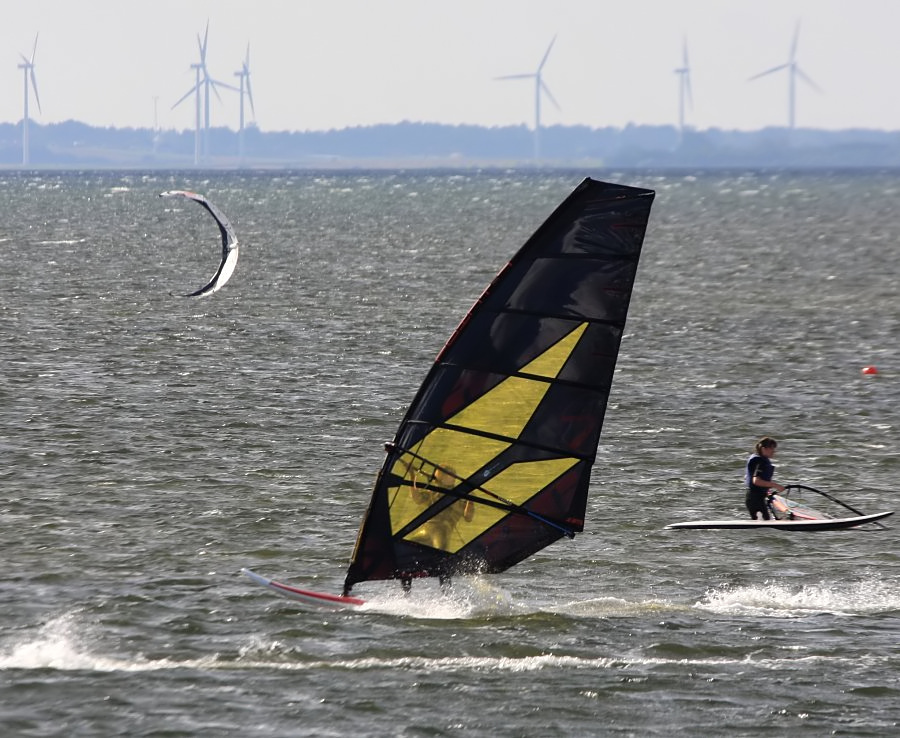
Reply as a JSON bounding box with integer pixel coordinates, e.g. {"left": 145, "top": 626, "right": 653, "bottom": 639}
{"left": 1, "top": 119, "right": 898, "bottom": 136}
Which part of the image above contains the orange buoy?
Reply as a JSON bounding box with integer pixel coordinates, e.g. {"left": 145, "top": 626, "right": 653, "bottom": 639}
{"left": 861, "top": 366, "right": 879, "bottom": 375}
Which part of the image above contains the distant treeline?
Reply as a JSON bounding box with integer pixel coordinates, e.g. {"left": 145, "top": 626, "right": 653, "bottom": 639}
{"left": 2, "top": 119, "right": 900, "bottom": 169}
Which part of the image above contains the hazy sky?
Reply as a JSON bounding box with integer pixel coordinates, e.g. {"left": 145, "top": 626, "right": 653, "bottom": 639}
{"left": 3, "top": 1, "right": 899, "bottom": 134}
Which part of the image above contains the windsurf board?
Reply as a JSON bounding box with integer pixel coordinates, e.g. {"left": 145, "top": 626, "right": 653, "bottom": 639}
{"left": 241, "top": 568, "right": 365, "bottom": 609}
{"left": 665, "top": 511, "right": 892, "bottom": 531}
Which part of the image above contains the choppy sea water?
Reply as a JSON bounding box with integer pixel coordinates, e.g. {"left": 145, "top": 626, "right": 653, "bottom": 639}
{"left": 2, "top": 169, "right": 900, "bottom": 737}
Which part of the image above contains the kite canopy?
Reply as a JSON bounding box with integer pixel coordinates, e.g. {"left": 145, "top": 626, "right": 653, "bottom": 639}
{"left": 159, "top": 190, "right": 239, "bottom": 297}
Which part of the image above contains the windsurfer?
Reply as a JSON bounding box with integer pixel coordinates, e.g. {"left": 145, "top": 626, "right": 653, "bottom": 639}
{"left": 409, "top": 465, "right": 475, "bottom": 551}
{"left": 744, "top": 436, "right": 786, "bottom": 520}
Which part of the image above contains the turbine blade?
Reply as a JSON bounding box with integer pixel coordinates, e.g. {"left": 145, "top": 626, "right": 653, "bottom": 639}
{"left": 538, "top": 35, "right": 557, "bottom": 72}
{"left": 796, "top": 66, "right": 823, "bottom": 93}
{"left": 245, "top": 77, "right": 256, "bottom": 117}
{"left": 172, "top": 83, "right": 200, "bottom": 109}
{"left": 495, "top": 73, "right": 535, "bottom": 81}
{"left": 210, "top": 78, "right": 240, "bottom": 93}
{"left": 674, "top": 44, "right": 689, "bottom": 78}
{"left": 540, "top": 81, "right": 561, "bottom": 111}
{"left": 748, "top": 63, "right": 788, "bottom": 81}
{"left": 30, "top": 69, "right": 41, "bottom": 113}
{"left": 790, "top": 20, "right": 801, "bottom": 61}
{"left": 31, "top": 33, "right": 39, "bottom": 64}
{"left": 685, "top": 72, "right": 693, "bottom": 108}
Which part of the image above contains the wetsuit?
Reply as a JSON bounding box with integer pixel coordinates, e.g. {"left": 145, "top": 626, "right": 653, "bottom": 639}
{"left": 745, "top": 453, "right": 775, "bottom": 520}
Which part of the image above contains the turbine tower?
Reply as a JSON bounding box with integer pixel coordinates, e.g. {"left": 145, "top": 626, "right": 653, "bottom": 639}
{"left": 173, "top": 22, "right": 236, "bottom": 165}
{"left": 234, "top": 44, "right": 256, "bottom": 160}
{"left": 749, "top": 21, "right": 821, "bottom": 130}
{"left": 18, "top": 34, "right": 41, "bottom": 167}
{"left": 496, "top": 36, "right": 560, "bottom": 163}
{"left": 674, "top": 37, "right": 692, "bottom": 139}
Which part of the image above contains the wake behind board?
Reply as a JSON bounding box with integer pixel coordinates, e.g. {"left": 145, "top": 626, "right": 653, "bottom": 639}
{"left": 241, "top": 568, "right": 364, "bottom": 609}
{"left": 665, "top": 510, "right": 892, "bottom": 531}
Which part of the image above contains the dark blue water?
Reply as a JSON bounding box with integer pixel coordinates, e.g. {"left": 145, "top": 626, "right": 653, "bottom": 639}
{"left": 2, "top": 169, "right": 899, "bottom": 736}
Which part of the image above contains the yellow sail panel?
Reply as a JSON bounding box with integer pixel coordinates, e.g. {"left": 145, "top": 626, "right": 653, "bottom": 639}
{"left": 447, "top": 323, "right": 587, "bottom": 438}
{"left": 472, "top": 455, "right": 580, "bottom": 507}
{"left": 518, "top": 322, "right": 587, "bottom": 378}
{"left": 447, "top": 374, "right": 548, "bottom": 440}
{"left": 403, "top": 498, "right": 475, "bottom": 553}
{"left": 387, "top": 430, "right": 509, "bottom": 535}
{"left": 387, "top": 324, "right": 588, "bottom": 540}
{"left": 403, "top": 457, "right": 580, "bottom": 554}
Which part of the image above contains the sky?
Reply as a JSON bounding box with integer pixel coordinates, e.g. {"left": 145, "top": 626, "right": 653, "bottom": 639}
{"left": 2, "top": 0, "right": 900, "bottom": 134}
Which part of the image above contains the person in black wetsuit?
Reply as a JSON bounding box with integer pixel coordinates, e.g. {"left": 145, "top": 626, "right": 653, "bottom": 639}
{"left": 744, "top": 436, "right": 786, "bottom": 519}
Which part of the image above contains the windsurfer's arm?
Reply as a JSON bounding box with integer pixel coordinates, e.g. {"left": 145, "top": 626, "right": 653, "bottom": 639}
{"left": 752, "top": 475, "right": 785, "bottom": 494}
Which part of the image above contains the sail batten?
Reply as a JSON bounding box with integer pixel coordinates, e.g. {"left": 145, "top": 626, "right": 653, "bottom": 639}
{"left": 406, "top": 421, "right": 598, "bottom": 459}
{"left": 343, "top": 179, "right": 655, "bottom": 594}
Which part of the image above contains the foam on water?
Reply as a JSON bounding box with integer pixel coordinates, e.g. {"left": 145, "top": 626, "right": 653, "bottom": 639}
{"left": 7, "top": 614, "right": 880, "bottom": 678}
{"left": 0, "top": 612, "right": 166, "bottom": 673}
{"left": 697, "top": 576, "right": 900, "bottom": 617}
{"left": 353, "top": 576, "right": 521, "bottom": 619}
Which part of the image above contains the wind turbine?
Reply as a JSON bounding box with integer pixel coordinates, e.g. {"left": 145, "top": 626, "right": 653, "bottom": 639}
{"left": 18, "top": 34, "right": 41, "bottom": 167}
{"left": 748, "top": 21, "right": 821, "bottom": 130}
{"left": 496, "top": 36, "right": 560, "bottom": 163}
{"left": 234, "top": 44, "right": 256, "bottom": 160}
{"left": 173, "top": 22, "right": 237, "bottom": 164}
{"left": 674, "top": 37, "right": 692, "bottom": 139}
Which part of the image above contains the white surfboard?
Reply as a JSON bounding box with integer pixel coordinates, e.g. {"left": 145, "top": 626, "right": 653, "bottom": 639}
{"left": 665, "top": 510, "right": 893, "bottom": 531}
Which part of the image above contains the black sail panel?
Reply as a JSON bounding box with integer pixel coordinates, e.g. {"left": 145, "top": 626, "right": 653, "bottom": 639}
{"left": 344, "top": 179, "right": 655, "bottom": 594}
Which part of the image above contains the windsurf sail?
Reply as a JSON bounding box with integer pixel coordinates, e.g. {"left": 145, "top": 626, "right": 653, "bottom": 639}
{"left": 773, "top": 484, "right": 890, "bottom": 529}
{"left": 769, "top": 493, "right": 827, "bottom": 521}
{"left": 343, "top": 178, "right": 655, "bottom": 595}
{"left": 159, "top": 190, "right": 239, "bottom": 297}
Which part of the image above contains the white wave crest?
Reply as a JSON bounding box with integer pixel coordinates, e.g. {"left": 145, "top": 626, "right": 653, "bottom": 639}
{"left": 0, "top": 612, "right": 199, "bottom": 673}
{"left": 697, "top": 576, "right": 900, "bottom": 617}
